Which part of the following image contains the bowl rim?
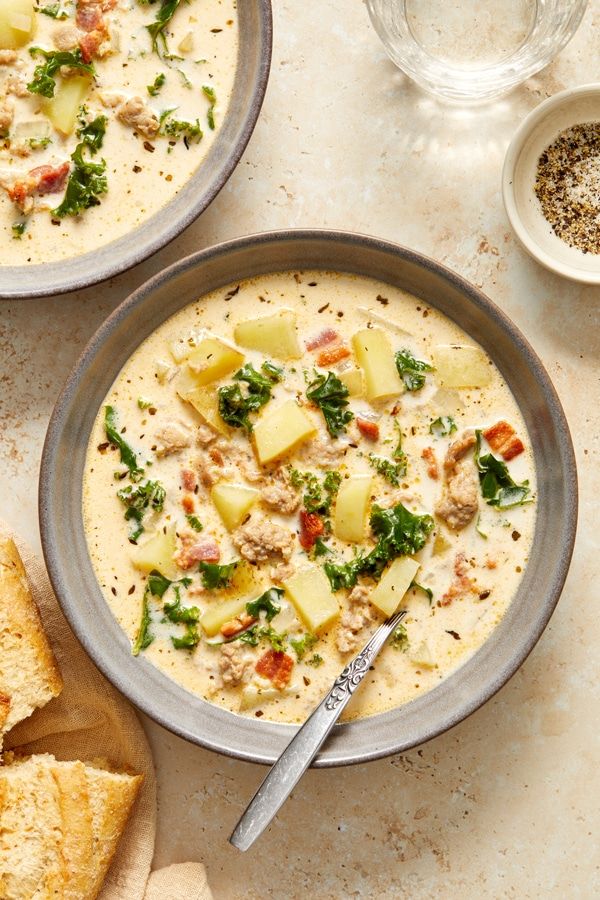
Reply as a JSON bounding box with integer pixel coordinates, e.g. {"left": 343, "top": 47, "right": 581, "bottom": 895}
{"left": 502, "top": 82, "right": 600, "bottom": 283}
{"left": 39, "top": 228, "right": 578, "bottom": 767}
{"left": 0, "top": 1, "right": 273, "bottom": 300}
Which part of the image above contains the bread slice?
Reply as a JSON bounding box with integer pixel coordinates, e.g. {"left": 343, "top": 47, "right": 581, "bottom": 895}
{"left": 0, "top": 538, "right": 63, "bottom": 747}
{"left": 0, "top": 754, "right": 143, "bottom": 899}
{"left": 0, "top": 756, "right": 64, "bottom": 899}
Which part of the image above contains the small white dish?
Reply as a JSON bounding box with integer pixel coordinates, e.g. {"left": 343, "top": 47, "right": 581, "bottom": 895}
{"left": 503, "top": 83, "right": 600, "bottom": 283}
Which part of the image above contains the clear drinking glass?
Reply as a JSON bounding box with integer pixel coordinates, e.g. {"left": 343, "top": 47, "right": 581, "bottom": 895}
{"left": 366, "top": 0, "right": 588, "bottom": 103}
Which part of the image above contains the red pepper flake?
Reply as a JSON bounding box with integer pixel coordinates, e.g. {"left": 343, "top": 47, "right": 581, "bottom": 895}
{"left": 299, "top": 509, "right": 324, "bottom": 550}
{"left": 356, "top": 418, "right": 379, "bottom": 441}
{"left": 256, "top": 649, "right": 294, "bottom": 689}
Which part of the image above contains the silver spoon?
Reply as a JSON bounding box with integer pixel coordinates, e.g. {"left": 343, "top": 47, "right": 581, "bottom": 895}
{"left": 229, "top": 608, "right": 407, "bottom": 851}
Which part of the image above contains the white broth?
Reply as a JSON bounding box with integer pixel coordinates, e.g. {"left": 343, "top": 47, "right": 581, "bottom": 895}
{"left": 0, "top": 0, "right": 237, "bottom": 264}
{"left": 83, "top": 271, "right": 536, "bottom": 724}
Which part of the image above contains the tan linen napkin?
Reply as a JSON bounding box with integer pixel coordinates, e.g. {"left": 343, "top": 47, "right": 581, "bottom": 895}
{"left": 0, "top": 524, "right": 212, "bottom": 900}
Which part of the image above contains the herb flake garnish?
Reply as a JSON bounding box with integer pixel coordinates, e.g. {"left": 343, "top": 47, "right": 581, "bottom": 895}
{"left": 395, "top": 349, "right": 434, "bottom": 392}
{"left": 27, "top": 48, "right": 94, "bottom": 98}
{"left": 148, "top": 72, "right": 166, "bottom": 96}
{"left": 306, "top": 370, "right": 353, "bottom": 437}
{"left": 475, "top": 431, "right": 532, "bottom": 509}
{"left": 185, "top": 514, "right": 203, "bottom": 532}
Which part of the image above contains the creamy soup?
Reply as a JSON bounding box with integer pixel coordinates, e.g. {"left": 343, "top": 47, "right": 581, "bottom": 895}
{"left": 0, "top": 0, "right": 237, "bottom": 264}
{"left": 83, "top": 271, "right": 536, "bottom": 724}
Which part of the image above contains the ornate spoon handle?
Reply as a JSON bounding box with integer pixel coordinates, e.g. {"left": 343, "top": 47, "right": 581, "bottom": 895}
{"left": 229, "top": 608, "right": 407, "bottom": 851}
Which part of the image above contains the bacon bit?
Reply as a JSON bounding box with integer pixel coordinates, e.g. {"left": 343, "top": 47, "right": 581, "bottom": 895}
{"left": 440, "top": 552, "right": 476, "bottom": 607}
{"left": 483, "top": 421, "right": 525, "bottom": 462}
{"left": 79, "top": 29, "right": 107, "bottom": 62}
{"left": 182, "top": 495, "right": 195, "bottom": 513}
{"left": 174, "top": 535, "right": 220, "bottom": 570}
{"left": 306, "top": 328, "right": 339, "bottom": 351}
{"left": 255, "top": 649, "right": 294, "bottom": 690}
{"left": 209, "top": 446, "right": 224, "bottom": 466}
{"left": 76, "top": 4, "right": 103, "bottom": 31}
{"left": 421, "top": 446, "right": 439, "bottom": 480}
{"left": 356, "top": 418, "right": 380, "bottom": 441}
{"left": 485, "top": 557, "right": 497, "bottom": 570}
{"left": 317, "top": 344, "right": 351, "bottom": 367}
{"left": 8, "top": 162, "right": 70, "bottom": 211}
{"left": 298, "top": 509, "right": 324, "bottom": 550}
{"left": 220, "top": 612, "right": 257, "bottom": 638}
{"left": 181, "top": 469, "right": 197, "bottom": 492}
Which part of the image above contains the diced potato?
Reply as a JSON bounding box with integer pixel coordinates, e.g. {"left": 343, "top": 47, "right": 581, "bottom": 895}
{"left": 432, "top": 345, "right": 492, "bottom": 389}
{"left": 334, "top": 474, "right": 373, "bottom": 543}
{"left": 352, "top": 328, "right": 403, "bottom": 402}
{"left": 240, "top": 677, "right": 281, "bottom": 710}
{"left": 432, "top": 530, "right": 452, "bottom": 556}
{"left": 283, "top": 565, "right": 339, "bottom": 633}
{"left": 200, "top": 596, "right": 247, "bottom": 637}
{"left": 338, "top": 367, "right": 364, "bottom": 397}
{"left": 186, "top": 337, "right": 244, "bottom": 385}
{"left": 409, "top": 640, "right": 437, "bottom": 669}
{"left": 0, "top": 0, "right": 35, "bottom": 49}
{"left": 43, "top": 76, "right": 92, "bottom": 136}
{"left": 370, "top": 557, "right": 420, "bottom": 617}
{"left": 253, "top": 399, "right": 316, "bottom": 465}
{"left": 178, "top": 384, "right": 229, "bottom": 437}
{"left": 234, "top": 310, "right": 301, "bottom": 360}
{"left": 211, "top": 482, "right": 259, "bottom": 531}
{"left": 132, "top": 525, "right": 177, "bottom": 580}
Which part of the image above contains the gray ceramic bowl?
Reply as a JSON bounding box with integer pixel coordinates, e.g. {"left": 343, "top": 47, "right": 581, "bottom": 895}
{"left": 0, "top": 3, "right": 272, "bottom": 300}
{"left": 40, "top": 230, "right": 577, "bottom": 766}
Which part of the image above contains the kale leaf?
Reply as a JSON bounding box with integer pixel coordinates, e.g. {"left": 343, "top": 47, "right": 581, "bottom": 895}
{"left": 429, "top": 416, "right": 457, "bottom": 437}
{"left": 289, "top": 632, "right": 318, "bottom": 661}
{"left": 395, "top": 349, "right": 434, "bottom": 391}
{"left": 145, "top": 0, "right": 184, "bottom": 57}
{"left": 475, "top": 431, "right": 532, "bottom": 509}
{"left": 199, "top": 560, "right": 238, "bottom": 589}
{"left": 185, "top": 514, "right": 203, "bottom": 532}
{"left": 368, "top": 453, "right": 406, "bottom": 486}
{"left": 306, "top": 371, "right": 353, "bottom": 437}
{"left": 202, "top": 84, "right": 217, "bottom": 129}
{"left": 117, "top": 479, "right": 166, "bottom": 542}
{"left": 27, "top": 48, "right": 94, "bottom": 98}
{"left": 104, "top": 406, "right": 144, "bottom": 481}
{"left": 289, "top": 468, "right": 341, "bottom": 515}
{"left": 218, "top": 362, "right": 281, "bottom": 433}
{"left": 148, "top": 72, "right": 166, "bottom": 96}
{"left": 391, "top": 622, "right": 409, "bottom": 651}
{"left": 77, "top": 114, "right": 107, "bottom": 154}
{"left": 132, "top": 588, "right": 153, "bottom": 656}
{"left": 52, "top": 141, "right": 107, "bottom": 218}
{"left": 246, "top": 587, "right": 284, "bottom": 622}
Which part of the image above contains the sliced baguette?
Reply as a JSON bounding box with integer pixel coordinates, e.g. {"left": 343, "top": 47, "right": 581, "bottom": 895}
{"left": 0, "top": 537, "right": 63, "bottom": 747}
{"left": 0, "top": 756, "right": 64, "bottom": 899}
{"left": 0, "top": 754, "right": 143, "bottom": 899}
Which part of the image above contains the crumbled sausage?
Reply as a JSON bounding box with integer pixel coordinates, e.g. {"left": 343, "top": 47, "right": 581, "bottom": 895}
{"left": 154, "top": 421, "right": 192, "bottom": 457}
{"left": 0, "top": 50, "right": 18, "bottom": 66}
{"left": 219, "top": 642, "right": 253, "bottom": 687}
{"left": 441, "top": 552, "right": 477, "bottom": 606}
{"left": 435, "top": 431, "right": 478, "bottom": 530}
{"left": 117, "top": 96, "right": 160, "bottom": 137}
{"left": 232, "top": 516, "right": 295, "bottom": 564}
{"left": 298, "top": 436, "right": 347, "bottom": 468}
{"left": 4, "top": 75, "right": 28, "bottom": 98}
{"left": 336, "top": 585, "right": 374, "bottom": 654}
{"left": 53, "top": 25, "right": 82, "bottom": 51}
{"left": 174, "top": 532, "right": 219, "bottom": 570}
{"left": 261, "top": 469, "right": 300, "bottom": 515}
{"left": 270, "top": 561, "right": 295, "bottom": 584}
{"left": 196, "top": 422, "right": 217, "bottom": 446}
{"left": 0, "top": 100, "right": 13, "bottom": 134}
{"left": 220, "top": 612, "right": 256, "bottom": 638}
{"left": 421, "top": 446, "right": 439, "bottom": 480}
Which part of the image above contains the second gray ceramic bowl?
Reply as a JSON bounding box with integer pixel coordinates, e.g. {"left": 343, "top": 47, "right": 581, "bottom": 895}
{"left": 40, "top": 230, "right": 577, "bottom": 766}
{"left": 1, "top": 2, "right": 272, "bottom": 300}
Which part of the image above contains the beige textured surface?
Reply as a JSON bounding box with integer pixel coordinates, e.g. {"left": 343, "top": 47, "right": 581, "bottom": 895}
{"left": 0, "top": 0, "right": 599, "bottom": 896}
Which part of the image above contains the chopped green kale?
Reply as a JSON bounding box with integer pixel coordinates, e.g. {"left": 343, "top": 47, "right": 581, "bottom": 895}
{"left": 324, "top": 502, "right": 434, "bottom": 590}
{"left": 306, "top": 653, "right": 324, "bottom": 668}
{"left": 160, "top": 110, "right": 203, "bottom": 144}
{"left": 27, "top": 48, "right": 94, "bottom": 99}
{"left": 77, "top": 114, "right": 107, "bottom": 154}
{"left": 132, "top": 588, "right": 153, "bottom": 656}
{"left": 289, "top": 633, "right": 318, "bottom": 661}
{"left": 137, "top": 396, "right": 153, "bottom": 409}
{"left": 238, "top": 626, "right": 287, "bottom": 652}
{"left": 199, "top": 560, "right": 238, "bottom": 589}
{"left": 390, "top": 622, "right": 409, "bottom": 651}
{"left": 144, "top": 0, "right": 184, "bottom": 57}
{"left": 52, "top": 141, "right": 108, "bottom": 218}
{"left": 475, "top": 431, "right": 532, "bottom": 509}
{"left": 218, "top": 362, "right": 282, "bottom": 433}
{"left": 117, "top": 478, "right": 166, "bottom": 542}
{"left": 185, "top": 514, "right": 203, "bottom": 532}
{"left": 104, "top": 406, "right": 144, "bottom": 481}
{"left": 368, "top": 453, "right": 406, "bottom": 486}
{"left": 39, "top": 4, "right": 70, "bottom": 18}
{"left": 202, "top": 84, "right": 216, "bottom": 129}
{"left": 246, "top": 587, "right": 284, "bottom": 622}
{"left": 429, "top": 416, "right": 457, "bottom": 437}
{"left": 395, "top": 349, "right": 434, "bottom": 392}
{"left": 289, "top": 469, "right": 341, "bottom": 516}
{"left": 171, "top": 626, "right": 200, "bottom": 649}
{"left": 411, "top": 581, "right": 433, "bottom": 604}
{"left": 11, "top": 222, "right": 26, "bottom": 240}
{"left": 306, "top": 371, "right": 353, "bottom": 437}
{"left": 147, "top": 72, "right": 166, "bottom": 96}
